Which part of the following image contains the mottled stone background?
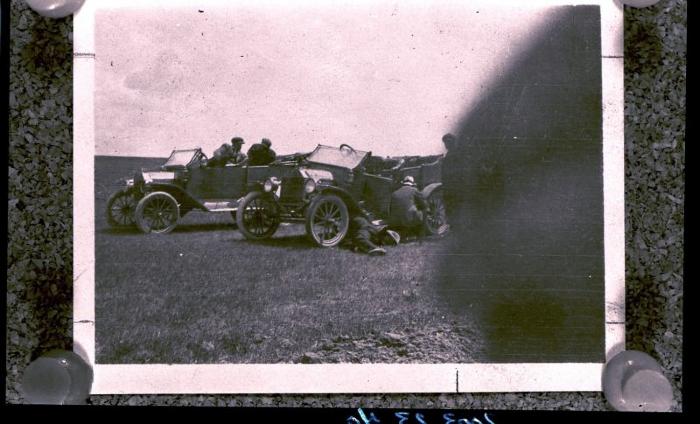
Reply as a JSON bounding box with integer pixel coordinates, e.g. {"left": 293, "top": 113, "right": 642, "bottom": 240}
{"left": 6, "top": 0, "right": 685, "bottom": 410}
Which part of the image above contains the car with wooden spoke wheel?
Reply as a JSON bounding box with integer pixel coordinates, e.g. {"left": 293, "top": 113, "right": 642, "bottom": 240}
{"left": 108, "top": 143, "right": 447, "bottom": 240}
{"left": 236, "top": 143, "right": 447, "bottom": 247}
{"left": 106, "top": 148, "right": 258, "bottom": 234}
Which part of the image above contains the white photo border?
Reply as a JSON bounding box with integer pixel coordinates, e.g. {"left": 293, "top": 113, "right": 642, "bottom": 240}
{"left": 73, "top": 0, "right": 625, "bottom": 394}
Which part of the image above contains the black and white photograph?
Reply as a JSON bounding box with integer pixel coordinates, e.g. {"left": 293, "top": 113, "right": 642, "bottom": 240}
{"left": 72, "top": 0, "right": 624, "bottom": 393}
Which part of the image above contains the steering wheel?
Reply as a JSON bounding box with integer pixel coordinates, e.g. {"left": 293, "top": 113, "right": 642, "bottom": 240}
{"left": 339, "top": 143, "right": 356, "bottom": 153}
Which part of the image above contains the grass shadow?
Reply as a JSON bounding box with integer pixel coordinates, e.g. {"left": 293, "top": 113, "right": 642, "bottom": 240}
{"left": 241, "top": 233, "right": 317, "bottom": 250}
{"left": 98, "top": 227, "right": 142, "bottom": 236}
{"left": 171, "top": 223, "right": 237, "bottom": 234}
{"left": 480, "top": 288, "right": 568, "bottom": 361}
{"left": 98, "top": 223, "right": 238, "bottom": 235}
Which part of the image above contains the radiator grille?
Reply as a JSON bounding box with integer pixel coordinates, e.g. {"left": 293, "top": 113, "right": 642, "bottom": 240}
{"left": 280, "top": 177, "right": 304, "bottom": 202}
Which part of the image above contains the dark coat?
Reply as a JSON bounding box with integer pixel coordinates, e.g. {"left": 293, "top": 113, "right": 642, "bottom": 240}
{"left": 247, "top": 143, "right": 277, "bottom": 166}
{"left": 441, "top": 150, "right": 461, "bottom": 215}
{"left": 210, "top": 143, "right": 245, "bottom": 166}
{"left": 389, "top": 185, "right": 427, "bottom": 228}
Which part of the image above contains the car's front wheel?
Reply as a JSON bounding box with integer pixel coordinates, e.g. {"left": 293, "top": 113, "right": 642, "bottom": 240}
{"left": 236, "top": 191, "right": 280, "bottom": 240}
{"left": 134, "top": 191, "right": 180, "bottom": 234}
{"left": 305, "top": 194, "right": 349, "bottom": 247}
{"left": 106, "top": 189, "right": 137, "bottom": 228}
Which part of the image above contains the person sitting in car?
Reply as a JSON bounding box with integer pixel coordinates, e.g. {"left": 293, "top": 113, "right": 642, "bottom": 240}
{"left": 246, "top": 138, "right": 277, "bottom": 166}
{"left": 389, "top": 175, "right": 428, "bottom": 239}
{"left": 209, "top": 137, "right": 246, "bottom": 167}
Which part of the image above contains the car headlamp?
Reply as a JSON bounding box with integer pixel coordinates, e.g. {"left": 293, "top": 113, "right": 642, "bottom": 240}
{"left": 304, "top": 178, "right": 316, "bottom": 194}
{"left": 264, "top": 177, "right": 281, "bottom": 192}
{"left": 264, "top": 179, "right": 273, "bottom": 192}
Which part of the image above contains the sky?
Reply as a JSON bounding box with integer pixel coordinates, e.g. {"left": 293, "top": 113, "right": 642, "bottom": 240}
{"left": 93, "top": 0, "right": 560, "bottom": 157}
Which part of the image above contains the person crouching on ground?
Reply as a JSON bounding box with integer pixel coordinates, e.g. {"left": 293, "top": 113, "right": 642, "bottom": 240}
{"left": 247, "top": 138, "right": 277, "bottom": 166}
{"left": 389, "top": 175, "right": 428, "bottom": 240}
{"left": 349, "top": 216, "right": 401, "bottom": 256}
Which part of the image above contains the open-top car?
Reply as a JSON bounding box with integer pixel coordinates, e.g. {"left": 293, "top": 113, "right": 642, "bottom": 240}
{"left": 107, "top": 148, "right": 270, "bottom": 233}
{"left": 235, "top": 143, "right": 448, "bottom": 247}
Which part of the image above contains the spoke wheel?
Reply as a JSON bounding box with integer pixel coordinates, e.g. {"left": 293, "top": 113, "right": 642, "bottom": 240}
{"left": 230, "top": 211, "right": 239, "bottom": 228}
{"left": 236, "top": 191, "right": 280, "bottom": 240}
{"left": 106, "top": 189, "right": 137, "bottom": 228}
{"left": 425, "top": 189, "right": 448, "bottom": 235}
{"left": 305, "top": 194, "right": 349, "bottom": 247}
{"left": 134, "top": 192, "right": 180, "bottom": 234}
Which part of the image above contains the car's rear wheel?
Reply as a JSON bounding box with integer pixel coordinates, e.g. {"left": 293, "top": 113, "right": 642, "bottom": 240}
{"left": 236, "top": 191, "right": 280, "bottom": 240}
{"left": 106, "top": 189, "right": 137, "bottom": 228}
{"left": 424, "top": 188, "right": 448, "bottom": 236}
{"left": 305, "top": 194, "right": 349, "bottom": 247}
{"left": 134, "top": 191, "right": 180, "bottom": 234}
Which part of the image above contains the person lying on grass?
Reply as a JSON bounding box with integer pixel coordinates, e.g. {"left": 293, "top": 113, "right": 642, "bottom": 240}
{"left": 348, "top": 216, "right": 401, "bottom": 256}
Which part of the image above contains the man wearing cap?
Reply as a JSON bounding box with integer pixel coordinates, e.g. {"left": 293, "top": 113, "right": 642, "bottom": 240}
{"left": 246, "top": 138, "right": 277, "bottom": 166}
{"left": 209, "top": 137, "right": 246, "bottom": 167}
{"left": 389, "top": 175, "right": 428, "bottom": 238}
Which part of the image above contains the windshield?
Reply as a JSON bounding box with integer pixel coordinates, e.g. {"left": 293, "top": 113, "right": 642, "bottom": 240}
{"left": 306, "top": 145, "right": 369, "bottom": 170}
{"left": 162, "top": 149, "right": 200, "bottom": 168}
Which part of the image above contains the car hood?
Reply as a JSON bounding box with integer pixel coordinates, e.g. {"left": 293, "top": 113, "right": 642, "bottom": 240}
{"left": 140, "top": 170, "right": 177, "bottom": 183}
{"left": 299, "top": 167, "right": 334, "bottom": 183}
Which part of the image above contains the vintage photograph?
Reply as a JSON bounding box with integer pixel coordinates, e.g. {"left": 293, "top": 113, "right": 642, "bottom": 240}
{"left": 90, "top": 0, "right": 606, "bottom": 368}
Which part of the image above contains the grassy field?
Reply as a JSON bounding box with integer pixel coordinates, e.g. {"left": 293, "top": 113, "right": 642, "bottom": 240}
{"left": 94, "top": 156, "right": 485, "bottom": 364}
{"left": 95, "top": 155, "right": 605, "bottom": 364}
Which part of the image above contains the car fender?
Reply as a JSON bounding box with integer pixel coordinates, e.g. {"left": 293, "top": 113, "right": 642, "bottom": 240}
{"left": 421, "top": 182, "right": 443, "bottom": 199}
{"left": 237, "top": 189, "right": 280, "bottom": 205}
{"left": 255, "top": 189, "right": 280, "bottom": 201}
{"left": 315, "top": 186, "right": 361, "bottom": 214}
{"left": 245, "top": 181, "right": 265, "bottom": 193}
{"left": 145, "top": 183, "right": 204, "bottom": 210}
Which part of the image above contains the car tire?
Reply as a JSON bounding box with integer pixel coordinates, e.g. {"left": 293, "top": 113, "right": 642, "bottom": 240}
{"left": 305, "top": 194, "right": 349, "bottom": 247}
{"left": 424, "top": 188, "right": 448, "bottom": 236}
{"left": 236, "top": 191, "right": 280, "bottom": 240}
{"left": 134, "top": 191, "right": 180, "bottom": 234}
{"left": 230, "top": 211, "right": 239, "bottom": 228}
{"left": 106, "top": 189, "right": 137, "bottom": 228}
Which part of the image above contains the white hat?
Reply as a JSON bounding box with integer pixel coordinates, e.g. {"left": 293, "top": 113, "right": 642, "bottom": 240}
{"left": 401, "top": 175, "right": 416, "bottom": 186}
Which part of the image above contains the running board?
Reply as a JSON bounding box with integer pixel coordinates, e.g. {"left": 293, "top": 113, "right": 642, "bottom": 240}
{"left": 202, "top": 200, "right": 239, "bottom": 212}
